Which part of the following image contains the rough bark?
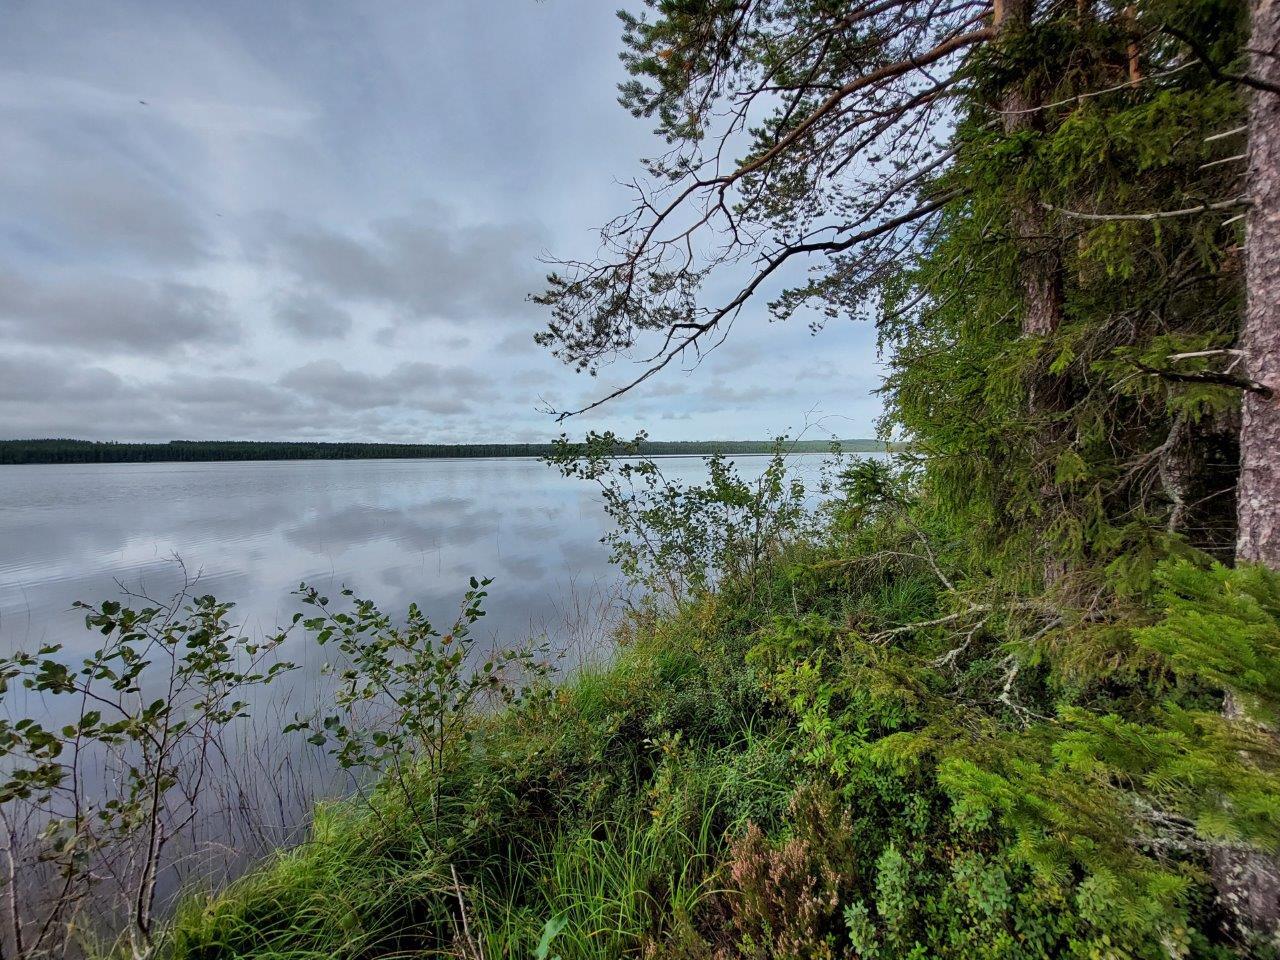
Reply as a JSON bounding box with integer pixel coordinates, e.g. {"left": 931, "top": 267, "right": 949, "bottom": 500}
{"left": 996, "top": 0, "right": 1067, "bottom": 587}
{"left": 1213, "top": 694, "right": 1280, "bottom": 941}
{"left": 1220, "top": 0, "right": 1280, "bottom": 941}
{"left": 1123, "top": 5, "right": 1142, "bottom": 85}
{"left": 1160, "top": 408, "right": 1240, "bottom": 556}
{"left": 1239, "top": 0, "right": 1280, "bottom": 569}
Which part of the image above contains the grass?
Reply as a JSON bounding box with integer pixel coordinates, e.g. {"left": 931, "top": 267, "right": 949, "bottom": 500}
{"left": 165, "top": 574, "right": 797, "bottom": 960}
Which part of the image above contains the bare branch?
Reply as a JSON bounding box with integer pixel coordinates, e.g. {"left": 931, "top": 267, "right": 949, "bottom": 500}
{"left": 554, "top": 188, "right": 965, "bottom": 419}
{"left": 1043, "top": 197, "right": 1249, "bottom": 221}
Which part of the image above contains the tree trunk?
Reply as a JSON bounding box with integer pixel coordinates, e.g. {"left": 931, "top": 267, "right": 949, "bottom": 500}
{"left": 996, "top": 0, "right": 1067, "bottom": 586}
{"left": 1239, "top": 0, "right": 1280, "bottom": 570}
{"left": 996, "top": 0, "right": 1063, "bottom": 339}
{"left": 1210, "top": 704, "right": 1280, "bottom": 941}
{"left": 1220, "top": 0, "right": 1280, "bottom": 941}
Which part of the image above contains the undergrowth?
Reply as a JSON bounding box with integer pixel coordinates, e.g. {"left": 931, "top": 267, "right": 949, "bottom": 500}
{"left": 165, "top": 458, "right": 1280, "bottom": 960}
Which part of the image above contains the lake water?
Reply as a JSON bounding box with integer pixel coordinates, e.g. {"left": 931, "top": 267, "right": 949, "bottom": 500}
{"left": 0, "top": 456, "right": 639, "bottom": 665}
{"left": 0, "top": 455, "right": 850, "bottom": 665}
{"left": 0, "top": 454, "right": 849, "bottom": 920}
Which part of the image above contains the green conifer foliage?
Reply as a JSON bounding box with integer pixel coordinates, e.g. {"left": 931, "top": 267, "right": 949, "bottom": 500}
{"left": 883, "top": 0, "right": 1248, "bottom": 589}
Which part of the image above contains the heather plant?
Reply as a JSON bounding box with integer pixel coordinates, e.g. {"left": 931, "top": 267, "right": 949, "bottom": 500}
{"left": 722, "top": 787, "right": 858, "bottom": 960}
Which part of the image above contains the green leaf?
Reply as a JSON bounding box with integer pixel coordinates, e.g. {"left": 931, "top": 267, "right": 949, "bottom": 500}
{"left": 534, "top": 914, "right": 567, "bottom": 960}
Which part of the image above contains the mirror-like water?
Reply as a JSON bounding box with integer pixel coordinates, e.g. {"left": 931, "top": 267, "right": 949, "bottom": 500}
{"left": 1, "top": 456, "right": 635, "bottom": 660}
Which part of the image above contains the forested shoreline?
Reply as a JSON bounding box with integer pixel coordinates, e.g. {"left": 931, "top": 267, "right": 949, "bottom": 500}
{"left": 0, "top": 437, "right": 888, "bottom": 465}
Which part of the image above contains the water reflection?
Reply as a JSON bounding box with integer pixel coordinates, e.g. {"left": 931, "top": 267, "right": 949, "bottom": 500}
{"left": 0, "top": 458, "right": 642, "bottom": 666}
{"left": 0, "top": 456, "right": 853, "bottom": 663}
{"left": 1, "top": 457, "right": 641, "bottom": 899}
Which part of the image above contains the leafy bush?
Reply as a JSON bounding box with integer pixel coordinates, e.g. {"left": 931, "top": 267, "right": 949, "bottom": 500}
{"left": 546, "top": 433, "right": 818, "bottom": 602}
{"left": 283, "top": 578, "right": 551, "bottom": 829}
{"left": 0, "top": 583, "right": 295, "bottom": 959}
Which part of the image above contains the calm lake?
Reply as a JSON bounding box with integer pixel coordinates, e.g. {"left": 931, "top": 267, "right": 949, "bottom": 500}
{"left": 0, "top": 453, "right": 845, "bottom": 907}
{"left": 0, "top": 454, "right": 845, "bottom": 685}
{"left": 0, "top": 456, "right": 633, "bottom": 663}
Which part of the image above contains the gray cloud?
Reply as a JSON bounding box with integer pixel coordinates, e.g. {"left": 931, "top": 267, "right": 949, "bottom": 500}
{"left": 495, "top": 329, "right": 538, "bottom": 356}
{"left": 273, "top": 291, "right": 353, "bottom": 339}
{"left": 263, "top": 206, "right": 548, "bottom": 325}
{"left": 694, "top": 382, "right": 802, "bottom": 410}
{"left": 0, "top": 353, "right": 492, "bottom": 441}
{"left": 0, "top": 1, "right": 885, "bottom": 444}
{"left": 0, "top": 270, "right": 237, "bottom": 355}
{"left": 165, "top": 375, "right": 299, "bottom": 413}
{"left": 0, "top": 353, "right": 126, "bottom": 403}
{"left": 706, "top": 338, "right": 767, "bottom": 373}
{"left": 0, "top": 354, "right": 275, "bottom": 439}
{"left": 1, "top": 152, "right": 210, "bottom": 267}
{"left": 278, "top": 359, "right": 487, "bottom": 414}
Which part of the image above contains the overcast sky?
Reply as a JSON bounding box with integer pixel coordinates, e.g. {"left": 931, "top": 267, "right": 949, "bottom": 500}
{"left": 0, "top": 0, "right": 886, "bottom": 443}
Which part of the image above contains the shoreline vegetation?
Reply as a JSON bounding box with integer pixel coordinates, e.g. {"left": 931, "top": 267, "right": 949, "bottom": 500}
{"left": 4, "top": 441, "right": 1280, "bottom": 959}
{"left": 0, "top": 438, "right": 898, "bottom": 466}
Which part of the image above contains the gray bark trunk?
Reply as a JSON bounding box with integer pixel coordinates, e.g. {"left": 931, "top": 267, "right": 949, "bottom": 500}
{"left": 1239, "top": 0, "right": 1280, "bottom": 569}
{"left": 1221, "top": 0, "right": 1280, "bottom": 941}
{"left": 1213, "top": 695, "right": 1280, "bottom": 941}
{"left": 997, "top": 0, "right": 1065, "bottom": 588}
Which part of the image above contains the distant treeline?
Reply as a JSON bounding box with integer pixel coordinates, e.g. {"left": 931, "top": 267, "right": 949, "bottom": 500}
{"left": 0, "top": 438, "right": 896, "bottom": 465}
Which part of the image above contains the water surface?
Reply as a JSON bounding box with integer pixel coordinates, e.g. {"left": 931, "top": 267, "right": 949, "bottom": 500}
{"left": 0, "top": 456, "right": 635, "bottom": 661}
{"left": 0, "top": 453, "right": 843, "bottom": 907}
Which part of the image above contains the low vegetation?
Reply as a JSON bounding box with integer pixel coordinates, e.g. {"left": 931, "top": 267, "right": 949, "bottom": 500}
{"left": 6, "top": 445, "right": 1275, "bottom": 958}
{"left": 160, "top": 452, "right": 1277, "bottom": 959}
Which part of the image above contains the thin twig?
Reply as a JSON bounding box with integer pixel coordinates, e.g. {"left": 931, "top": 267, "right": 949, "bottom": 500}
{"left": 451, "top": 864, "right": 482, "bottom": 960}
{"left": 1205, "top": 125, "right": 1247, "bottom": 142}
{"left": 1199, "top": 153, "right": 1247, "bottom": 170}
{"left": 1132, "top": 359, "right": 1273, "bottom": 397}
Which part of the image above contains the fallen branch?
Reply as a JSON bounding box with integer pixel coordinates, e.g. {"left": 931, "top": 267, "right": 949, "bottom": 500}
{"left": 872, "top": 607, "right": 989, "bottom": 641}
{"left": 996, "top": 655, "right": 1049, "bottom": 725}
{"left": 931, "top": 619, "right": 986, "bottom": 669}
{"left": 870, "top": 598, "right": 1052, "bottom": 643}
